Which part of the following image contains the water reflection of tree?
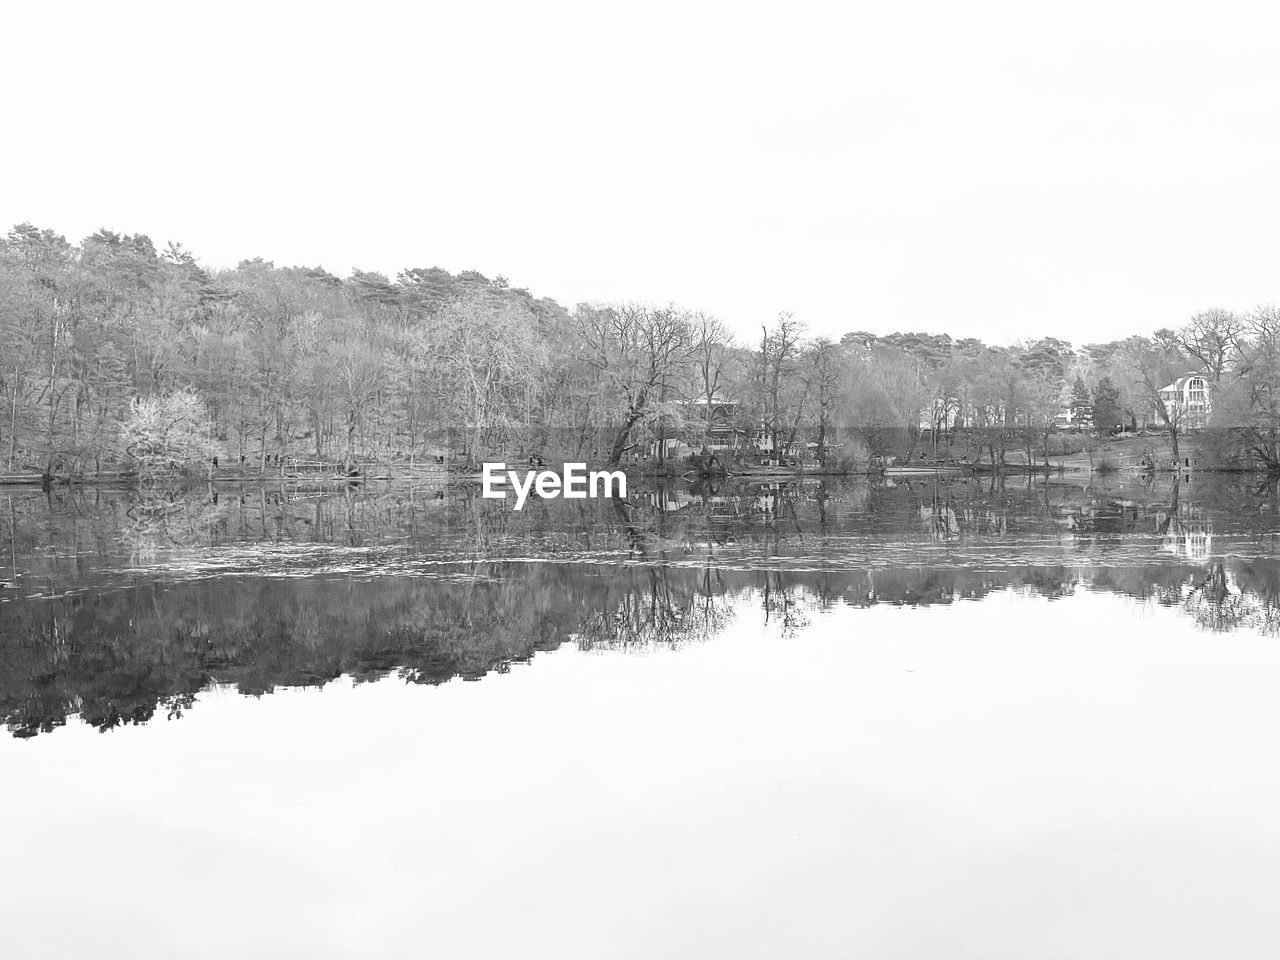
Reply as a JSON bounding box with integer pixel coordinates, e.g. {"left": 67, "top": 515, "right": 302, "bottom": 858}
{"left": 1184, "top": 561, "right": 1280, "bottom": 635}
{"left": 760, "top": 572, "right": 811, "bottom": 637}
{"left": 5, "top": 477, "right": 1280, "bottom": 737}
{"left": 6, "top": 475, "right": 1278, "bottom": 583}
{"left": 576, "top": 566, "right": 736, "bottom": 651}
{"left": 120, "top": 490, "right": 228, "bottom": 562}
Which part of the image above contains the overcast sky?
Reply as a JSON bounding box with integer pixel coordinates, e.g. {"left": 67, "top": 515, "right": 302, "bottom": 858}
{"left": 4, "top": 1, "right": 1278, "bottom": 345}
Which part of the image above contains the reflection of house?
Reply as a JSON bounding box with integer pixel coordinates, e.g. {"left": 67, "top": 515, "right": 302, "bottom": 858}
{"left": 1155, "top": 501, "right": 1213, "bottom": 560}
{"left": 1157, "top": 374, "right": 1211, "bottom": 429}
{"left": 919, "top": 501, "right": 961, "bottom": 541}
{"left": 1159, "top": 517, "right": 1213, "bottom": 560}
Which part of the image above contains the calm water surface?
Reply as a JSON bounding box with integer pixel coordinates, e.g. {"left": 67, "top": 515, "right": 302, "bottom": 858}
{"left": 2, "top": 475, "right": 1280, "bottom": 958}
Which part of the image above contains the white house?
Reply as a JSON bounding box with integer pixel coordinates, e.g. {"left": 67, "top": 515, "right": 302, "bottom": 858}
{"left": 1157, "top": 373, "right": 1211, "bottom": 429}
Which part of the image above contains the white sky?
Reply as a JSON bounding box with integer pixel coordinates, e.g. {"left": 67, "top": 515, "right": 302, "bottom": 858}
{"left": 4, "top": 0, "right": 1279, "bottom": 345}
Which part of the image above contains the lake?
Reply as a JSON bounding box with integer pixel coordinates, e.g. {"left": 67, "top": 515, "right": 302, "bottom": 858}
{"left": 3, "top": 474, "right": 1280, "bottom": 958}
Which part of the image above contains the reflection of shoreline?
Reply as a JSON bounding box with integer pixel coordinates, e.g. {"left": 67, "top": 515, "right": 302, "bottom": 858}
{"left": 4, "top": 474, "right": 1277, "bottom": 586}
{"left": 2, "top": 476, "right": 1278, "bottom": 738}
{"left": 3, "top": 554, "right": 1279, "bottom": 740}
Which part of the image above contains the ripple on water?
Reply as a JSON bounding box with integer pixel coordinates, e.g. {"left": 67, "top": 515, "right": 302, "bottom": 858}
{"left": 3, "top": 531, "right": 1266, "bottom": 601}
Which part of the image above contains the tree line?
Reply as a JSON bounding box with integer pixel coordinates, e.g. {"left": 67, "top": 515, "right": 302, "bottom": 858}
{"left": 3, "top": 223, "right": 1279, "bottom": 477}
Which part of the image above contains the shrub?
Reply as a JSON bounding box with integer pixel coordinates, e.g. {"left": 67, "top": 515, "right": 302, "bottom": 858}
{"left": 120, "top": 389, "right": 224, "bottom": 478}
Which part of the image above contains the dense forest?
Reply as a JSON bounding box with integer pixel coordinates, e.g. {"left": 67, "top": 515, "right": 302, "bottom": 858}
{"left": 3, "top": 223, "right": 1280, "bottom": 478}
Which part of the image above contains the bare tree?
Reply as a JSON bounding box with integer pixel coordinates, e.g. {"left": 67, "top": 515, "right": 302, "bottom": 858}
{"left": 758, "top": 312, "right": 806, "bottom": 457}
{"left": 688, "top": 312, "right": 735, "bottom": 449}
{"left": 579, "top": 304, "right": 691, "bottom": 466}
{"left": 1116, "top": 335, "right": 1188, "bottom": 462}
{"left": 1174, "top": 308, "right": 1243, "bottom": 382}
{"left": 804, "top": 338, "right": 842, "bottom": 466}
{"left": 1212, "top": 306, "right": 1280, "bottom": 470}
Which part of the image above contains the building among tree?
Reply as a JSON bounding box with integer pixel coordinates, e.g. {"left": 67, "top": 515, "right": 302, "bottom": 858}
{"left": 652, "top": 398, "right": 789, "bottom": 461}
{"left": 1157, "top": 373, "right": 1212, "bottom": 429}
{"left": 653, "top": 398, "right": 743, "bottom": 461}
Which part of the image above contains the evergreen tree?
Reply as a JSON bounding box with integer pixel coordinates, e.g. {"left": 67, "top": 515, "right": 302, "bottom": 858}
{"left": 1092, "top": 376, "right": 1121, "bottom": 433}
{"left": 1069, "top": 375, "right": 1092, "bottom": 426}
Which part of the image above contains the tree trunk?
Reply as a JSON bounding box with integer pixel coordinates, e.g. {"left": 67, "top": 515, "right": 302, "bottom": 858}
{"left": 346, "top": 410, "right": 357, "bottom": 473}
{"left": 7, "top": 388, "right": 17, "bottom": 471}
{"left": 609, "top": 406, "right": 645, "bottom": 466}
